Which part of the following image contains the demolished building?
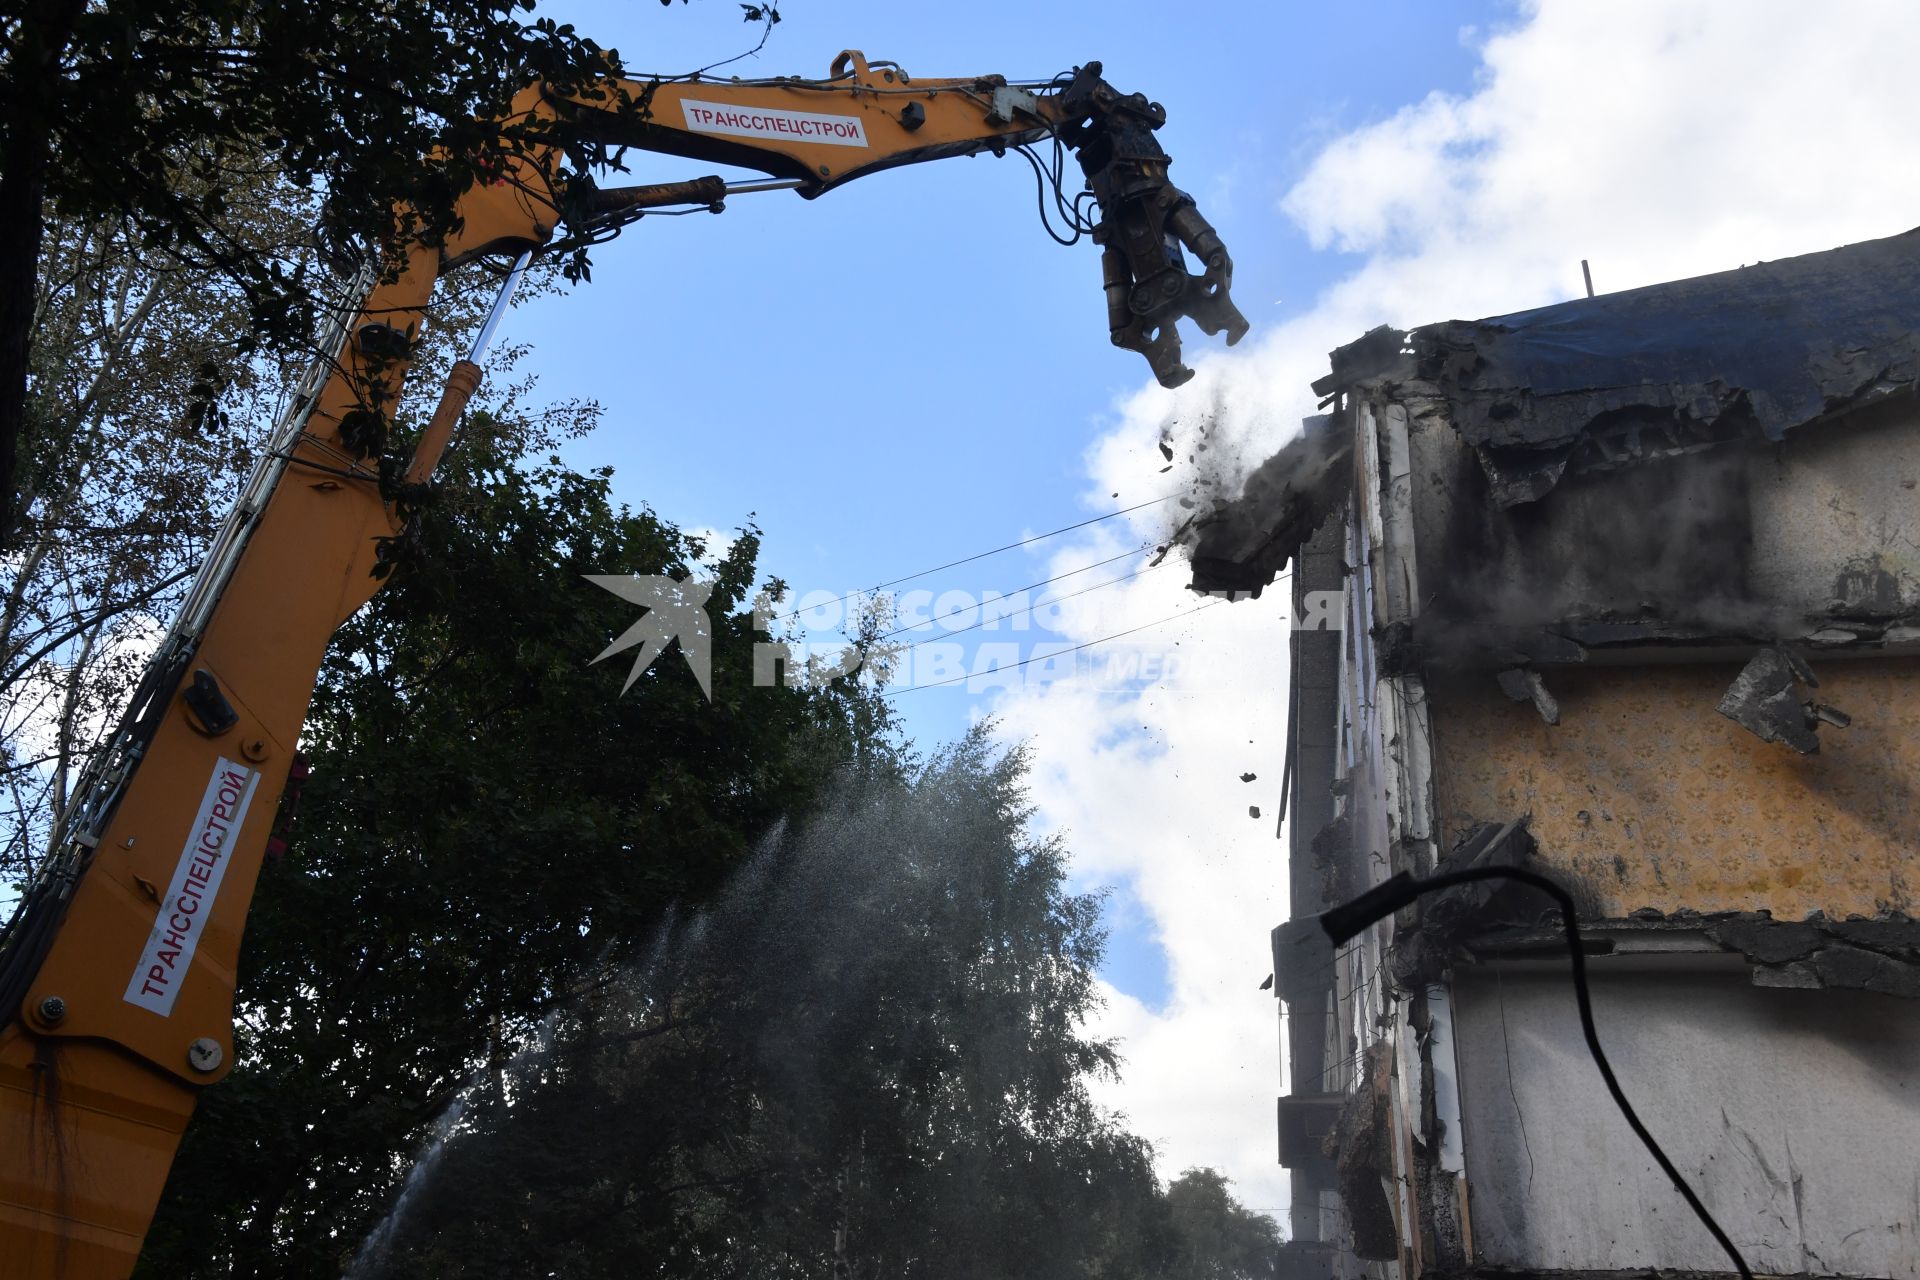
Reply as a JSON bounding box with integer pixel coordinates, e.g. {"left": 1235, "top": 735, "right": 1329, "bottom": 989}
{"left": 1202, "top": 228, "right": 1920, "bottom": 1279}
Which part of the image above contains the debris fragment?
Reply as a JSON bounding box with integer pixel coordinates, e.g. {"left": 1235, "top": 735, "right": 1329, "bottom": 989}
{"left": 1249, "top": 805, "right": 1261, "bottom": 820}
{"left": 1159, "top": 439, "right": 1174, "bottom": 462}
{"left": 1239, "top": 771, "right": 1257, "bottom": 783}
{"left": 1186, "top": 417, "right": 1350, "bottom": 595}
{"left": 1322, "top": 1043, "right": 1400, "bottom": 1260}
{"left": 1389, "top": 820, "right": 1543, "bottom": 989}
{"left": 1148, "top": 516, "right": 1195, "bottom": 567}
{"left": 1258, "top": 973, "right": 1274, "bottom": 991}
{"left": 1716, "top": 645, "right": 1849, "bottom": 754}
{"left": 1495, "top": 667, "right": 1560, "bottom": 725}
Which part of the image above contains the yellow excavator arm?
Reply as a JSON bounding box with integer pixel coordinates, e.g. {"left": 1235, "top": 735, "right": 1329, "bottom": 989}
{"left": 0, "top": 51, "right": 1244, "bottom": 1276}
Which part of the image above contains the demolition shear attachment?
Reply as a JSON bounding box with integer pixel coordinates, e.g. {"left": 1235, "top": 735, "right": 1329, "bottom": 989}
{"left": 1054, "top": 62, "right": 1250, "bottom": 388}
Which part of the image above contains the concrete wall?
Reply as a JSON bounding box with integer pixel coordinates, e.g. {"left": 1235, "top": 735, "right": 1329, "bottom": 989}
{"left": 1287, "top": 384, "right": 1920, "bottom": 1277}
{"left": 1746, "top": 400, "right": 1920, "bottom": 632}
{"left": 1453, "top": 964, "right": 1920, "bottom": 1277}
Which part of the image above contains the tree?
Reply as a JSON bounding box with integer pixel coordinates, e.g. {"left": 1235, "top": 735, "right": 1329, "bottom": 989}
{"left": 113, "top": 405, "right": 1285, "bottom": 1276}
{"left": 1163, "top": 1168, "right": 1282, "bottom": 1280}
{"left": 0, "top": 177, "right": 581, "bottom": 888}
{"left": 344, "top": 728, "right": 1179, "bottom": 1280}
{"left": 135, "top": 389, "right": 888, "bottom": 1277}
{"left": 0, "top": 172, "right": 313, "bottom": 878}
{"left": 0, "top": 0, "right": 627, "bottom": 545}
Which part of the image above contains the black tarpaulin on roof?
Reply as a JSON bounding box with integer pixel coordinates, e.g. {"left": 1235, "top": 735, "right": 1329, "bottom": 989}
{"left": 1336, "top": 226, "right": 1920, "bottom": 506}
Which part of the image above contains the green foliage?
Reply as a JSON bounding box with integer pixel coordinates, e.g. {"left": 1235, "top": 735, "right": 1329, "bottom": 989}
{"left": 110, "top": 305, "right": 1279, "bottom": 1277}
{"left": 0, "top": 0, "right": 652, "bottom": 543}
{"left": 137, "top": 414, "right": 895, "bottom": 1277}
{"left": 2, "top": 181, "right": 318, "bottom": 880}
{"left": 6, "top": 3, "right": 620, "bottom": 348}
{"left": 349, "top": 729, "right": 1176, "bottom": 1279}
{"left": 1163, "top": 1168, "right": 1283, "bottom": 1280}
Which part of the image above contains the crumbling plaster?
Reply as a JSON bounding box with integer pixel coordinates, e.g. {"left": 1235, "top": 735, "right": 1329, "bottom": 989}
{"left": 1402, "top": 394, "right": 1920, "bottom": 665}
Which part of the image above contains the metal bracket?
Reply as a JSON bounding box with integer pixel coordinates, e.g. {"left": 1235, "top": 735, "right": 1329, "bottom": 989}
{"left": 987, "top": 85, "right": 1041, "bottom": 125}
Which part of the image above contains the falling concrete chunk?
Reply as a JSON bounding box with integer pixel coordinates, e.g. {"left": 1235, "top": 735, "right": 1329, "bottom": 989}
{"left": 1716, "top": 645, "right": 1846, "bottom": 754}
{"left": 1239, "top": 771, "right": 1257, "bottom": 783}
{"left": 1717, "top": 648, "right": 1817, "bottom": 752}
{"left": 1495, "top": 667, "right": 1559, "bottom": 725}
{"left": 1249, "top": 805, "right": 1261, "bottom": 820}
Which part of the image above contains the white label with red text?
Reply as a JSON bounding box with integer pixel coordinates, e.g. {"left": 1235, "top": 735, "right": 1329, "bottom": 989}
{"left": 680, "top": 99, "right": 869, "bottom": 148}
{"left": 123, "top": 757, "right": 261, "bottom": 1016}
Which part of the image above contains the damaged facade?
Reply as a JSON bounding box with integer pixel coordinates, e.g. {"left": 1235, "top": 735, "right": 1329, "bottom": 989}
{"left": 1207, "top": 229, "right": 1920, "bottom": 1279}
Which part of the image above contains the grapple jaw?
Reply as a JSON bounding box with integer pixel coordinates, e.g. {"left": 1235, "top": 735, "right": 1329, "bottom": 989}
{"left": 1053, "top": 62, "right": 1250, "bottom": 388}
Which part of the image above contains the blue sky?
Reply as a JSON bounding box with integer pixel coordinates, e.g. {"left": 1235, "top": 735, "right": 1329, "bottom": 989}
{"left": 519, "top": 0, "right": 1501, "bottom": 1009}
{"left": 496, "top": 0, "right": 1515, "bottom": 1214}
{"left": 522, "top": 7, "right": 1500, "bottom": 659}
{"left": 484, "top": 0, "right": 1920, "bottom": 1223}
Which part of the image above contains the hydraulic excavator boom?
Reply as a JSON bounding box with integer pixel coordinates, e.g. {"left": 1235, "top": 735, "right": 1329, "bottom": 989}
{"left": 0, "top": 50, "right": 1245, "bottom": 1275}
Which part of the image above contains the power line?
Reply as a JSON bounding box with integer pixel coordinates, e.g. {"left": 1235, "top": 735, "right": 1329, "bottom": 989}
{"left": 876, "top": 546, "right": 1148, "bottom": 641}
{"left": 775, "top": 494, "right": 1176, "bottom": 621}
{"left": 883, "top": 599, "right": 1224, "bottom": 696}
{"left": 905, "top": 557, "right": 1171, "bottom": 648}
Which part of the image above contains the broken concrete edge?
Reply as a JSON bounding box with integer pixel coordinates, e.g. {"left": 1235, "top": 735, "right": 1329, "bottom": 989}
{"left": 1388, "top": 820, "right": 1547, "bottom": 995}
{"left": 1319, "top": 1043, "right": 1399, "bottom": 1260}
{"left": 1189, "top": 226, "right": 1920, "bottom": 600}
{"left": 1330, "top": 227, "right": 1920, "bottom": 512}
{"left": 1184, "top": 415, "right": 1352, "bottom": 598}
{"left": 1277, "top": 820, "right": 1543, "bottom": 1006}
{"left": 1459, "top": 910, "right": 1920, "bottom": 999}
{"left": 1365, "top": 819, "right": 1920, "bottom": 999}
{"left": 1377, "top": 615, "right": 1917, "bottom": 678}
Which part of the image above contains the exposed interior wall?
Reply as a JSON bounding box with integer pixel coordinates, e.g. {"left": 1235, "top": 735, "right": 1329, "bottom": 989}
{"left": 1286, "top": 246, "right": 1920, "bottom": 1280}
{"left": 1405, "top": 398, "right": 1920, "bottom": 659}
{"left": 1453, "top": 965, "right": 1920, "bottom": 1278}
{"left": 1745, "top": 400, "right": 1920, "bottom": 629}
{"left": 1427, "top": 659, "right": 1920, "bottom": 918}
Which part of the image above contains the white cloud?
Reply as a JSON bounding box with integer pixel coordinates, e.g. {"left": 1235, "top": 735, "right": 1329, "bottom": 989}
{"left": 991, "top": 0, "right": 1920, "bottom": 1230}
